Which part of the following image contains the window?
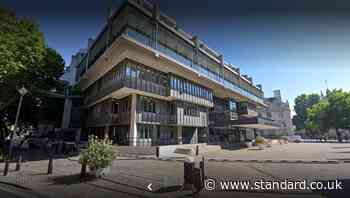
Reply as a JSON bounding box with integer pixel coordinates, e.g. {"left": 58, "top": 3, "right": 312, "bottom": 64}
{"left": 112, "top": 103, "right": 119, "bottom": 113}
{"left": 138, "top": 124, "right": 152, "bottom": 139}
{"left": 184, "top": 103, "right": 199, "bottom": 116}
{"left": 142, "top": 98, "right": 156, "bottom": 113}
{"left": 229, "top": 100, "right": 237, "bottom": 112}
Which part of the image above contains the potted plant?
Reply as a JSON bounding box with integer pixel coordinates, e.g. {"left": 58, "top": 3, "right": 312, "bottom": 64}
{"left": 255, "top": 136, "right": 265, "bottom": 150}
{"left": 244, "top": 139, "right": 253, "bottom": 148}
{"left": 79, "top": 136, "right": 116, "bottom": 178}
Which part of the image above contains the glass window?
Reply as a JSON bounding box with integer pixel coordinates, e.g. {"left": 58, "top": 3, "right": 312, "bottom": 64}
{"left": 229, "top": 100, "right": 237, "bottom": 112}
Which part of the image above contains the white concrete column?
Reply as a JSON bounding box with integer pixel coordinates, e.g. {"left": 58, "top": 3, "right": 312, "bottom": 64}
{"left": 177, "top": 126, "right": 182, "bottom": 144}
{"left": 192, "top": 127, "right": 198, "bottom": 144}
{"left": 129, "top": 94, "right": 138, "bottom": 146}
{"left": 61, "top": 98, "right": 72, "bottom": 129}
{"left": 152, "top": 125, "right": 158, "bottom": 145}
{"left": 104, "top": 126, "right": 109, "bottom": 139}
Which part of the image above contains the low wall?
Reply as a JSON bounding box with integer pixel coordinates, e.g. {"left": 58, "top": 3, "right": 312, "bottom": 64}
{"left": 116, "top": 146, "right": 157, "bottom": 156}
{"left": 159, "top": 143, "right": 221, "bottom": 157}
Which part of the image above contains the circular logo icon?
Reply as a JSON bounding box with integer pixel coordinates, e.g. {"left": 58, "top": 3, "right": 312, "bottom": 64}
{"left": 204, "top": 178, "right": 216, "bottom": 191}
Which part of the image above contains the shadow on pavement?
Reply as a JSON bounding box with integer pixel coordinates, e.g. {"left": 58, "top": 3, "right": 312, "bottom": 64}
{"left": 50, "top": 173, "right": 94, "bottom": 185}
{"left": 331, "top": 147, "right": 350, "bottom": 149}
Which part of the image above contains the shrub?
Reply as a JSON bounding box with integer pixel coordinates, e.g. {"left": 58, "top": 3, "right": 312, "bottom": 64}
{"left": 280, "top": 136, "right": 289, "bottom": 141}
{"left": 255, "top": 136, "right": 265, "bottom": 145}
{"left": 79, "top": 136, "right": 116, "bottom": 171}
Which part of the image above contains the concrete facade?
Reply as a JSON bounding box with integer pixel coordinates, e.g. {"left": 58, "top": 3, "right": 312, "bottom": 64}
{"left": 71, "top": 0, "right": 275, "bottom": 146}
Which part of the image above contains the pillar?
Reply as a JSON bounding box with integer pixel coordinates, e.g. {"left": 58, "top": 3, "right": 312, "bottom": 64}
{"left": 129, "top": 94, "right": 138, "bottom": 146}
{"left": 192, "top": 128, "right": 198, "bottom": 144}
{"left": 104, "top": 126, "right": 109, "bottom": 139}
{"left": 152, "top": 125, "right": 158, "bottom": 145}
{"left": 177, "top": 126, "right": 183, "bottom": 144}
{"left": 61, "top": 98, "right": 72, "bottom": 129}
{"left": 205, "top": 127, "right": 210, "bottom": 143}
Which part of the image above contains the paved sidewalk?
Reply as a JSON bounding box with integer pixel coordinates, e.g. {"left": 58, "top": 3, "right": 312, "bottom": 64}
{"left": 2, "top": 157, "right": 347, "bottom": 198}
{"left": 205, "top": 143, "right": 350, "bottom": 162}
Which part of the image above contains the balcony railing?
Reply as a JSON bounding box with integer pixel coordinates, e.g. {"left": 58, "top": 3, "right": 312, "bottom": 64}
{"left": 85, "top": 77, "right": 169, "bottom": 106}
{"left": 125, "top": 28, "right": 264, "bottom": 104}
{"left": 124, "top": 76, "right": 169, "bottom": 97}
{"left": 138, "top": 112, "right": 176, "bottom": 124}
{"left": 111, "top": 112, "right": 130, "bottom": 124}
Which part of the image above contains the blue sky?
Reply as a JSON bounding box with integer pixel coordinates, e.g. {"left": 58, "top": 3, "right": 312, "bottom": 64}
{"left": 2, "top": 0, "right": 350, "bottom": 113}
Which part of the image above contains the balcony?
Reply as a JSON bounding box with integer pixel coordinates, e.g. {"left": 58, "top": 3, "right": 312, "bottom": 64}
{"left": 85, "top": 77, "right": 169, "bottom": 106}
{"left": 237, "top": 102, "right": 259, "bottom": 117}
{"left": 111, "top": 112, "right": 130, "bottom": 125}
{"left": 230, "top": 116, "right": 280, "bottom": 130}
{"left": 77, "top": 7, "right": 264, "bottom": 105}
{"left": 209, "top": 112, "right": 238, "bottom": 127}
{"left": 137, "top": 112, "right": 176, "bottom": 124}
{"left": 125, "top": 28, "right": 264, "bottom": 105}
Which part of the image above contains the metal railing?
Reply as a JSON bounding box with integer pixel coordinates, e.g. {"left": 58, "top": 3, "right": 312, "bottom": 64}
{"left": 139, "top": 112, "right": 176, "bottom": 124}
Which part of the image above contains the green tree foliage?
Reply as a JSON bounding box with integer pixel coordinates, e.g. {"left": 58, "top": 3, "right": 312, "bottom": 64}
{"left": 303, "top": 89, "right": 350, "bottom": 140}
{"left": 324, "top": 89, "right": 350, "bottom": 139}
{"left": 292, "top": 93, "right": 321, "bottom": 130}
{"left": 0, "top": 8, "right": 65, "bottom": 140}
{"left": 0, "top": 8, "right": 64, "bottom": 105}
{"left": 305, "top": 100, "right": 329, "bottom": 137}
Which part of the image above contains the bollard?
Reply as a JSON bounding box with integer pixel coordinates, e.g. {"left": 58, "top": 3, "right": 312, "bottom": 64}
{"left": 156, "top": 146, "right": 159, "bottom": 158}
{"left": 183, "top": 161, "right": 195, "bottom": 190}
{"left": 200, "top": 157, "right": 205, "bottom": 182}
{"left": 194, "top": 168, "right": 203, "bottom": 193}
{"left": 3, "top": 157, "right": 10, "bottom": 176}
{"left": 195, "top": 145, "right": 199, "bottom": 156}
{"left": 47, "top": 143, "right": 54, "bottom": 175}
{"left": 80, "top": 160, "right": 87, "bottom": 178}
{"left": 15, "top": 151, "right": 22, "bottom": 171}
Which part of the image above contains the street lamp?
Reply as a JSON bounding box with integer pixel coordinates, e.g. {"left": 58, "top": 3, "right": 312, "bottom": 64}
{"left": 3, "top": 86, "right": 28, "bottom": 176}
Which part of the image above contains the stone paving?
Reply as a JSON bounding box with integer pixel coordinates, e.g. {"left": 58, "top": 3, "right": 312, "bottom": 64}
{"left": 205, "top": 143, "right": 350, "bottom": 162}
{"left": 0, "top": 143, "right": 350, "bottom": 197}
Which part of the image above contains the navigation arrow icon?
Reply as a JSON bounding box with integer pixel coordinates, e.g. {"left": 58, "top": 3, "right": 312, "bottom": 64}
{"left": 147, "top": 183, "right": 153, "bottom": 191}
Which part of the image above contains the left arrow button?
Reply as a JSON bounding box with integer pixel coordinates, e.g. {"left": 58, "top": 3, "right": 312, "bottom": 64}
{"left": 147, "top": 183, "right": 153, "bottom": 191}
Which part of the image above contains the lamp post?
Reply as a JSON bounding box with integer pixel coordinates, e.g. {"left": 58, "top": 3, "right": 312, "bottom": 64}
{"left": 3, "top": 87, "right": 28, "bottom": 176}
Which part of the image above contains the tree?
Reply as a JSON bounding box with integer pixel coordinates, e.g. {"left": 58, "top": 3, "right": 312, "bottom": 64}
{"left": 0, "top": 8, "right": 65, "bottom": 142}
{"left": 293, "top": 93, "right": 321, "bottom": 130}
{"left": 324, "top": 89, "right": 350, "bottom": 141}
{"left": 304, "top": 89, "right": 350, "bottom": 141}
{"left": 305, "top": 100, "right": 329, "bottom": 138}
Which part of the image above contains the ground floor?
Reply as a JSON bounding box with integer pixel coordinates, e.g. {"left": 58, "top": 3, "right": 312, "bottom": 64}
{"left": 86, "top": 124, "right": 209, "bottom": 146}
{"left": 209, "top": 127, "right": 257, "bottom": 144}
{"left": 86, "top": 124, "right": 259, "bottom": 147}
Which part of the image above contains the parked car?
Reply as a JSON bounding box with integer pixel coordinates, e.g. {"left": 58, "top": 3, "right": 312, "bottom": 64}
{"left": 288, "top": 135, "right": 303, "bottom": 143}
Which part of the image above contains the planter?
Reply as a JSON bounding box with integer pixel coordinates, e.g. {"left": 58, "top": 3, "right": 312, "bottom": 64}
{"left": 245, "top": 142, "right": 253, "bottom": 148}
{"left": 89, "top": 166, "right": 111, "bottom": 178}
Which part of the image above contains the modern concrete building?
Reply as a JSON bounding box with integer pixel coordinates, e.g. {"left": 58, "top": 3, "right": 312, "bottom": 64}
{"left": 259, "top": 90, "right": 293, "bottom": 137}
{"left": 60, "top": 50, "right": 86, "bottom": 129}
{"left": 72, "top": 0, "right": 277, "bottom": 146}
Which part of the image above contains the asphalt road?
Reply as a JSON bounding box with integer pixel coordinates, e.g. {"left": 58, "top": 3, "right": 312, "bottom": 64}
{"left": 0, "top": 183, "right": 42, "bottom": 198}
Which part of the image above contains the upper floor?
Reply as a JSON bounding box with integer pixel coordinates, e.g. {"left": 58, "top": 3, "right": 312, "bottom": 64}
{"left": 75, "top": 0, "right": 265, "bottom": 106}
